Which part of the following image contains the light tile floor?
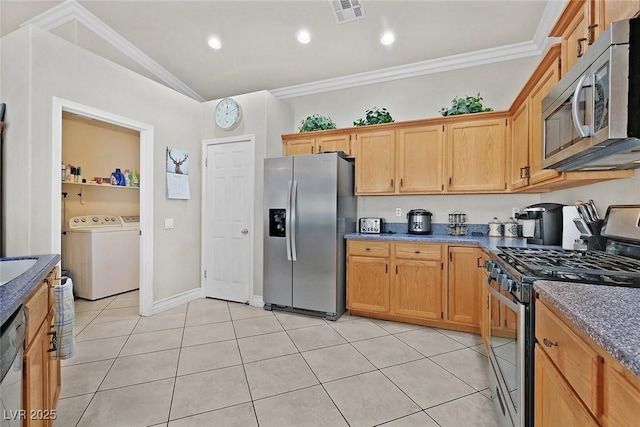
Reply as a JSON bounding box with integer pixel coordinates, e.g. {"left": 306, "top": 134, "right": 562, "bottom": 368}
{"left": 55, "top": 291, "right": 500, "bottom": 427}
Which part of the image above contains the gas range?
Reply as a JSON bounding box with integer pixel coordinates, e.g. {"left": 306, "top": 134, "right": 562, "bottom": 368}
{"left": 496, "top": 246, "right": 640, "bottom": 287}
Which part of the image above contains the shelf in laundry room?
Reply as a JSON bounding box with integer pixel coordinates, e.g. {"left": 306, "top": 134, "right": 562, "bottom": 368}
{"left": 62, "top": 181, "right": 139, "bottom": 190}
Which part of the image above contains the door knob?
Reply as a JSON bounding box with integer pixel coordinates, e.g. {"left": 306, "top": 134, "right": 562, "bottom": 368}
{"left": 241, "top": 228, "right": 249, "bottom": 234}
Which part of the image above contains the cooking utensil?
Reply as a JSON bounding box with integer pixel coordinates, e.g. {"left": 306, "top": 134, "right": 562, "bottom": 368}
{"left": 576, "top": 203, "right": 592, "bottom": 222}
{"left": 573, "top": 218, "right": 593, "bottom": 237}
{"left": 587, "top": 200, "right": 599, "bottom": 220}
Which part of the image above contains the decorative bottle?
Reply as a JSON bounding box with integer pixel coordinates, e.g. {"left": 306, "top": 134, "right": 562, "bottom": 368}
{"left": 123, "top": 169, "right": 131, "bottom": 186}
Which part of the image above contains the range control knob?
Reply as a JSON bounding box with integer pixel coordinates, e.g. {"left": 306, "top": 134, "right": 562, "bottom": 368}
{"left": 499, "top": 275, "right": 513, "bottom": 292}
{"left": 81, "top": 218, "right": 86, "bottom": 222}
{"left": 73, "top": 218, "right": 79, "bottom": 223}
{"left": 92, "top": 217, "right": 99, "bottom": 222}
{"left": 111, "top": 217, "right": 117, "bottom": 221}
{"left": 490, "top": 265, "right": 502, "bottom": 280}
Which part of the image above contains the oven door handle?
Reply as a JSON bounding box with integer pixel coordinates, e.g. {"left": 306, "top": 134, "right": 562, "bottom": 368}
{"left": 487, "top": 283, "right": 518, "bottom": 312}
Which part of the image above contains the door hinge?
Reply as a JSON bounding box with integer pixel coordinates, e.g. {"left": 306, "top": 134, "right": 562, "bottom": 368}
{"left": 204, "top": 270, "right": 207, "bottom": 278}
{"left": 504, "top": 182, "right": 507, "bottom": 190}
{"left": 395, "top": 265, "right": 398, "bottom": 274}
{"left": 505, "top": 119, "right": 508, "bottom": 126}
{"left": 385, "top": 264, "right": 388, "bottom": 274}
{"left": 448, "top": 177, "right": 452, "bottom": 185}
{"left": 449, "top": 252, "right": 453, "bottom": 262}
{"left": 441, "top": 262, "right": 444, "bottom": 270}
{"left": 442, "top": 125, "right": 445, "bottom": 132}
{"left": 349, "top": 135, "right": 352, "bottom": 141}
{"left": 139, "top": 230, "right": 142, "bottom": 236}
{"left": 441, "top": 312, "right": 444, "bottom": 319}
{"left": 441, "top": 184, "right": 444, "bottom": 191}
{"left": 205, "top": 158, "right": 208, "bottom": 167}
{"left": 318, "top": 145, "right": 322, "bottom": 153}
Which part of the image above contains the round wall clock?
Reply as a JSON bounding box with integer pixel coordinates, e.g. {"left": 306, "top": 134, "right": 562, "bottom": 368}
{"left": 214, "top": 97, "right": 243, "bottom": 130}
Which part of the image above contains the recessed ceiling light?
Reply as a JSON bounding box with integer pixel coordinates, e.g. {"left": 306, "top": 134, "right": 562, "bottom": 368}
{"left": 207, "top": 37, "right": 222, "bottom": 50}
{"left": 297, "top": 30, "right": 311, "bottom": 44}
{"left": 380, "top": 31, "right": 395, "bottom": 46}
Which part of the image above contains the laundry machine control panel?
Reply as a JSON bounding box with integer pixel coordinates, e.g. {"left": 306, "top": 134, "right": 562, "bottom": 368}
{"left": 69, "top": 215, "right": 122, "bottom": 229}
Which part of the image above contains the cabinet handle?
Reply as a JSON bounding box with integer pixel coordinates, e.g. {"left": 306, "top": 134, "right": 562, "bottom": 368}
{"left": 577, "top": 37, "right": 587, "bottom": 57}
{"left": 390, "top": 179, "right": 394, "bottom": 187}
{"left": 477, "top": 256, "right": 482, "bottom": 268}
{"left": 318, "top": 145, "right": 322, "bottom": 152}
{"left": 449, "top": 252, "right": 453, "bottom": 262}
{"left": 311, "top": 146, "right": 315, "bottom": 154}
{"left": 400, "top": 178, "right": 404, "bottom": 187}
{"left": 543, "top": 338, "right": 558, "bottom": 348}
{"left": 415, "top": 251, "right": 420, "bottom": 254}
{"left": 365, "top": 247, "right": 371, "bottom": 251}
{"left": 385, "top": 264, "right": 388, "bottom": 273}
{"left": 587, "top": 24, "right": 598, "bottom": 45}
{"left": 395, "top": 265, "right": 398, "bottom": 274}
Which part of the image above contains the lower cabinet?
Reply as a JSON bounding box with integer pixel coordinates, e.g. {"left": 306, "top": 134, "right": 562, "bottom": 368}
{"left": 346, "top": 240, "right": 482, "bottom": 332}
{"left": 24, "top": 267, "right": 61, "bottom": 427}
{"left": 535, "top": 297, "right": 640, "bottom": 427}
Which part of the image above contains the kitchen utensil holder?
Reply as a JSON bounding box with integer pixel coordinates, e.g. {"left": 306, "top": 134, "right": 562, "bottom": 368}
{"left": 448, "top": 211, "right": 467, "bottom": 235}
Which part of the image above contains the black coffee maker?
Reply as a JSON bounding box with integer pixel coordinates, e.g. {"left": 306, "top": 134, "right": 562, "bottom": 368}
{"left": 521, "top": 203, "right": 564, "bottom": 246}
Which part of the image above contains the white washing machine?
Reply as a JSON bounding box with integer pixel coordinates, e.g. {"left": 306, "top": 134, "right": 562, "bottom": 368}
{"left": 64, "top": 214, "right": 139, "bottom": 300}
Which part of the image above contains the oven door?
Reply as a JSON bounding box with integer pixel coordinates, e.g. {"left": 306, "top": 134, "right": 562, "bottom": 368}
{"left": 487, "top": 282, "right": 525, "bottom": 427}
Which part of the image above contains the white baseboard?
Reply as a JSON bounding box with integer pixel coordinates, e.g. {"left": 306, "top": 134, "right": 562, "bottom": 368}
{"left": 250, "top": 295, "right": 264, "bottom": 308}
{"left": 152, "top": 287, "right": 203, "bottom": 315}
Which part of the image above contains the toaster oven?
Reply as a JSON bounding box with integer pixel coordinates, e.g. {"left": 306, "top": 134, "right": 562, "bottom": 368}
{"left": 359, "top": 217, "right": 384, "bottom": 234}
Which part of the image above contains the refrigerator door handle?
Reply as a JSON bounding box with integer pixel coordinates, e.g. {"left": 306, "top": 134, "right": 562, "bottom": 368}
{"left": 285, "top": 180, "right": 293, "bottom": 261}
{"left": 291, "top": 180, "right": 298, "bottom": 261}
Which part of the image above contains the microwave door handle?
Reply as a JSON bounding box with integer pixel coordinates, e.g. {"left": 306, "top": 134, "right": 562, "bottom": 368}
{"left": 571, "top": 74, "right": 590, "bottom": 138}
{"left": 285, "top": 180, "right": 293, "bottom": 261}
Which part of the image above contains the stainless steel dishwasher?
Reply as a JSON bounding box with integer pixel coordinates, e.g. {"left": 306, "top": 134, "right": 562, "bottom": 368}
{"left": 1, "top": 306, "right": 26, "bottom": 427}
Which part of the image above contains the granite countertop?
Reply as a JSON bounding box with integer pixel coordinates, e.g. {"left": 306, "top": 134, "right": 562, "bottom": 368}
{"left": 0, "top": 254, "right": 61, "bottom": 326}
{"left": 535, "top": 281, "right": 640, "bottom": 377}
{"left": 345, "top": 232, "right": 547, "bottom": 253}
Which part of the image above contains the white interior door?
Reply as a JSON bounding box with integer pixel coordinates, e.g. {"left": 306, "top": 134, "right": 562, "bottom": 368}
{"left": 204, "top": 136, "right": 255, "bottom": 303}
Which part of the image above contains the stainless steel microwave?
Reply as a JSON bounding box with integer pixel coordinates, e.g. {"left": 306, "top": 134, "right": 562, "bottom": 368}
{"left": 542, "top": 17, "right": 640, "bottom": 172}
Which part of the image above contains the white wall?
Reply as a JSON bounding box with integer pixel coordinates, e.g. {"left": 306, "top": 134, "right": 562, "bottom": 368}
{"left": 201, "top": 91, "right": 293, "bottom": 298}
{"left": 1, "top": 26, "right": 202, "bottom": 301}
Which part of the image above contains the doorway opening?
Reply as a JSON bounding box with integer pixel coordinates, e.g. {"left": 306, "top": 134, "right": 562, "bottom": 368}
{"left": 53, "top": 97, "right": 154, "bottom": 316}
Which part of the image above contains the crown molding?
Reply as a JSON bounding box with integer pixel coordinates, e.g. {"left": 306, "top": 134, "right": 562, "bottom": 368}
{"left": 271, "top": 40, "right": 542, "bottom": 99}
{"left": 21, "top": 0, "right": 205, "bottom": 102}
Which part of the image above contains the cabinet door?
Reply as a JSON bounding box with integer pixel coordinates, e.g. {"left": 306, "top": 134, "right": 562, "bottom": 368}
{"left": 24, "top": 322, "right": 48, "bottom": 427}
{"left": 447, "top": 246, "right": 484, "bottom": 325}
{"left": 603, "top": 363, "right": 640, "bottom": 427}
{"left": 316, "top": 134, "right": 352, "bottom": 157}
{"left": 355, "top": 130, "right": 396, "bottom": 194}
{"left": 604, "top": 0, "right": 640, "bottom": 29}
{"left": 393, "top": 259, "right": 443, "bottom": 320}
{"left": 562, "top": 4, "right": 589, "bottom": 75}
{"left": 347, "top": 255, "right": 390, "bottom": 313}
{"left": 510, "top": 101, "right": 529, "bottom": 190}
{"left": 283, "top": 137, "right": 315, "bottom": 156}
{"left": 529, "top": 49, "right": 561, "bottom": 185}
{"left": 445, "top": 119, "right": 507, "bottom": 192}
{"left": 535, "top": 345, "right": 599, "bottom": 427}
{"left": 396, "top": 125, "right": 444, "bottom": 193}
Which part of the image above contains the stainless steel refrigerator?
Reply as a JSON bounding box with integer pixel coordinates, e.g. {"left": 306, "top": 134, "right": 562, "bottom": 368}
{"left": 263, "top": 152, "right": 356, "bottom": 320}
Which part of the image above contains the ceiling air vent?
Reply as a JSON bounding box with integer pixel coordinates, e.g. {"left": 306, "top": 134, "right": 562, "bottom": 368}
{"left": 329, "top": 0, "right": 365, "bottom": 24}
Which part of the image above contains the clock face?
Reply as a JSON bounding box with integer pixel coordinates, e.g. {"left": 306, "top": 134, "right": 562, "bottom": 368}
{"left": 215, "top": 98, "right": 242, "bottom": 130}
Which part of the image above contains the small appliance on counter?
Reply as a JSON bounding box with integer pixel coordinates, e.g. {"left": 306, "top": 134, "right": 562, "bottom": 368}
{"left": 359, "top": 217, "right": 384, "bottom": 234}
{"left": 407, "top": 209, "right": 432, "bottom": 234}
{"left": 520, "top": 202, "right": 564, "bottom": 245}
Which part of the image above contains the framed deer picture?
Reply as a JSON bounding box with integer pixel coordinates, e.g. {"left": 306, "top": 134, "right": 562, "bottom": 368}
{"left": 166, "top": 147, "right": 191, "bottom": 199}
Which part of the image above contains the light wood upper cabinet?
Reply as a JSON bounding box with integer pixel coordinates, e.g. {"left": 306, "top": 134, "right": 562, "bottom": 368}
{"left": 445, "top": 118, "right": 508, "bottom": 193}
{"left": 528, "top": 47, "right": 562, "bottom": 185}
{"left": 447, "top": 246, "right": 484, "bottom": 325}
{"left": 283, "top": 136, "right": 315, "bottom": 156}
{"left": 510, "top": 101, "right": 530, "bottom": 190}
{"left": 355, "top": 129, "right": 396, "bottom": 194}
{"left": 396, "top": 125, "right": 444, "bottom": 193}
{"left": 315, "top": 134, "right": 352, "bottom": 156}
{"left": 604, "top": 0, "right": 640, "bottom": 28}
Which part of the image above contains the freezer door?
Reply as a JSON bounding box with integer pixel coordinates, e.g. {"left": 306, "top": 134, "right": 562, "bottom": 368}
{"left": 263, "top": 156, "right": 293, "bottom": 307}
{"left": 291, "top": 154, "right": 339, "bottom": 313}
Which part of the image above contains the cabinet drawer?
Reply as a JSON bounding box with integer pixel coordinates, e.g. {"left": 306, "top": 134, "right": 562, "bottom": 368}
{"left": 394, "top": 243, "right": 442, "bottom": 260}
{"left": 348, "top": 240, "right": 389, "bottom": 257}
{"left": 536, "top": 301, "right": 602, "bottom": 416}
{"left": 25, "top": 282, "right": 49, "bottom": 346}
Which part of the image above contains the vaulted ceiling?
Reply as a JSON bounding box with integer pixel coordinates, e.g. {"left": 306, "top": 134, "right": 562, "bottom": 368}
{"left": 0, "top": 1, "right": 567, "bottom": 101}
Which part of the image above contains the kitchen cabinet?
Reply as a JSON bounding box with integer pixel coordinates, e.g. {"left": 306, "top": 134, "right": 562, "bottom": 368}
{"left": 509, "top": 100, "right": 530, "bottom": 190}
{"left": 24, "top": 266, "right": 61, "bottom": 427}
{"left": 346, "top": 241, "right": 390, "bottom": 313}
{"left": 447, "top": 246, "right": 484, "bottom": 325}
{"left": 396, "top": 125, "right": 444, "bottom": 193}
{"left": 393, "top": 243, "right": 444, "bottom": 320}
{"left": 354, "top": 129, "right": 396, "bottom": 194}
{"left": 604, "top": 0, "right": 640, "bottom": 28}
{"left": 445, "top": 118, "right": 508, "bottom": 193}
{"left": 347, "top": 240, "right": 480, "bottom": 334}
{"left": 535, "top": 345, "right": 599, "bottom": 427}
{"left": 535, "top": 296, "right": 640, "bottom": 426}
{"left": 551, "top": 0, "right": 593, "bottom": 76}
{"left": 282, "top": 133, "right": 353, "bottom": 157}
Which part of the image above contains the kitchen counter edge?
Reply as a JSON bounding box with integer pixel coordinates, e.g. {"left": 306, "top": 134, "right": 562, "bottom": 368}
{"left": 0, "top": 254, "right": 61, "bottom": 326}
{"left": 344, "top": 232, "right": 533, "bottom": 252}
{"left": 534, "top": 280, "right": 640, "bottom": 377}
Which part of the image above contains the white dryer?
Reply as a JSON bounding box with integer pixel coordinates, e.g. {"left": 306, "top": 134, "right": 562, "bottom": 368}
{"left": 64, "top": 215, "right": 139, "bottom": 300}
